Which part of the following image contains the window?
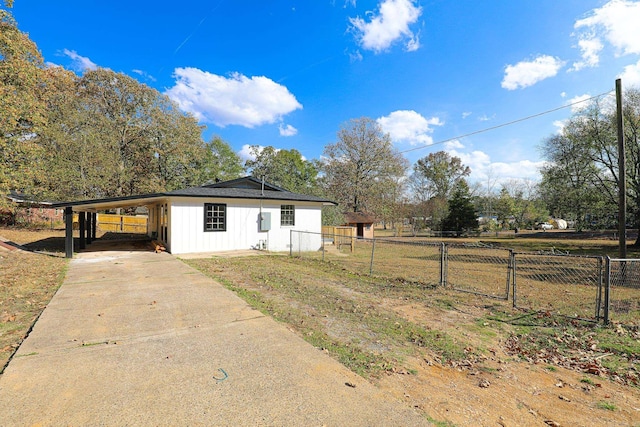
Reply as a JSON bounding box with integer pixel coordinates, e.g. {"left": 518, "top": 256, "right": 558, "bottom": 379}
{"left": 281, "top": 204, "right": 295, "bottom": 226}
{"left": 204, "top": 203, "right": 226, "bottom": 231}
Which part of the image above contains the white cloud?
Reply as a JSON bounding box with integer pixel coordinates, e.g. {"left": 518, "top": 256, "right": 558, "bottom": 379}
{"left": 444, "top": 139, "right": 464, "bottom": 150}
{"left": 348, "top": 49, "right": 364, "bottom": 62}
{"left": 570, "top": 36, "right": 604, "bottom": 71}
{"left": 239, "top": 144, "right": 262, "bottom": 161}
{"left": 62, "top": 49, "right": 97, "bottom": 72}
{"left": 619, "top": 59, "right": 640, "bottom": 87}
{"left": 377, "top": 110, "right": 443, "bottom": 145}
{"left": 461, "top": 112, "right": 472, "bottom": 119}
{"left": 574, "top": 0, "right": 640, "bottom": 57}
{"left": 567, "top": 93, "right": 593, "bottom": 113}
{"left": 279, "top": 123, "right": 298, "bottom": 137}
{"left": 553, "top": 120, "right": 566, "bottom": 133}
{"left": 349, "top": 0, "right": 422, "bottom": 53}
{"left": 165, "top": 67, "right": 303, "bottom": 128}
{"left": 478, "top": 114, "right": 494, "bottom": 122}
{"left": 132, "top": 69, "right": 157, "bottom": 82}
{"left": 445, "top": 142, "right": 544, "bottom": 183}
{"left": 501, "top": 55, "right": 564, "bottom": 90}
{"left": 405, "top": 32, "right": 421, "bottom": 52}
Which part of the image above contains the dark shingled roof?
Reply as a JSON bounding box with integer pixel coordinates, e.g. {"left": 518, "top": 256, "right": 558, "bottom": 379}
{"left": 165, "top": 186, "right": 333, "bottom": 203}
{"left": 51, "top": 177, "right": 336, "bottom": 209}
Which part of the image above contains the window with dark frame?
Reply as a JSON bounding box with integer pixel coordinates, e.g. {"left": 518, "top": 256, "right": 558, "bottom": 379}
{"left": 281, "top": 204, "right": 295, "bottom": 226}
{"left": 204, "top": 203, "right": 226, "bottom": 231}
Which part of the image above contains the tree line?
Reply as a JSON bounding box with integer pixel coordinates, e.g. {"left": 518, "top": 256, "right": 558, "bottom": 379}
{"left": 4, "top": 2, "right": 640, "bottom": 238}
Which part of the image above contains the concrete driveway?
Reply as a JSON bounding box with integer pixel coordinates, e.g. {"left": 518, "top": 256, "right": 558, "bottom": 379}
{"left": 0, "top": 249, "right": 429, "bottom": 426}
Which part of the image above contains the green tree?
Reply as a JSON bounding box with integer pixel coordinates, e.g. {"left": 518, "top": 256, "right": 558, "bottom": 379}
{"left": 539, "top": 88, "right": 640, "bottom": 240}
{"left": 200, "top": 136, "right": 245, "bottom": 184}
{"left": 413, "top": 151, "right": 471, "bottom": 199}
{"left": 500, "top": 180, "right": 548, "bottom": 230}
{"left": 48, "top": 68, "right": 209, "bottom": 199}
{"left": 539, "top": 133, "right": 606, "bottom": 231}
{"left": 442, "top": 179, "right": 478, "bottom": 236}
{"left": 493, "top": 188, "right": 515, "bottom": 229}
{"left": 0, "top": 5, "right": 48, "bottom": 203}
{"left": 245, "top": 145, "right": 318, "bottom": 193}
{"left": 320, "top": 117, "right": 408, "bottom": 213}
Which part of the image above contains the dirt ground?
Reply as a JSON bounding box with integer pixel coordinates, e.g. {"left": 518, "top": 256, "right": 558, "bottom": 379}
{"left": 189, "top": 255, "right": 640, "bottom": 427}
{"left": 381, "top": 301, "right": 640, "bottom": 426}
{"left": 3, "top": 227, "right": 640, "bottom": 426}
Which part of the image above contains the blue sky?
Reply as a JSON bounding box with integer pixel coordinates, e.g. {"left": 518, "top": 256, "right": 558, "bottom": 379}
{"left": 10, "top": 0, "right": 640, "bottom": 186}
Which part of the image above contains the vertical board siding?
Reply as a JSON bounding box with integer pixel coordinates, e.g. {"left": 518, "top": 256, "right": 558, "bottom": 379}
{"left": 168, "top": 198, "right": 323, "bottom": 254}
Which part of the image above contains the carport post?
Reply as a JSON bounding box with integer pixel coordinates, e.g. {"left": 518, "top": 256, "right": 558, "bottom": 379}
{"left": 86, "top": 213, "right": 92, "bottom": 244}
{"left": 65, "top": 206, "right": 74, "bottom": 258}
{"left": 79, "top": 212, "right": 86, "bottom": 250}
{"left": 92, "top": 213, "right": 97, "bottom": 241}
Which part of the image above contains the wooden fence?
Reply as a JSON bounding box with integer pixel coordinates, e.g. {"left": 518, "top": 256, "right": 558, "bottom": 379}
{"left": 322, "top": 226, "right": 356, "bottom": 252}
{"left": 97, "top": 214, "right": 148, "bottom": 233}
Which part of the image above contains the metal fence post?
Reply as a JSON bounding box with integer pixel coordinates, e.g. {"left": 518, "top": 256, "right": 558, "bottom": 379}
{"left": 369, "top": 239, "right": 376, "bottom": 275}
{"left": 505, "top": 250, "right": 513, "bottom": 299}
{"left": 440, "top": 243, "right": 446, "bottom": 286}
{"left": 512, "top": 252, "right": 517, "bottom": 308}
{"left": 289, "top": 229, "right": 293, "bottom": 257}
{"left": 604, "top": 256, "right": 611, "bottom": 324}
{"left": 322, "top": 231, "right": 325, "bottom": 262}
{"left": 596, "top": 257, "right": 603, "bottom": 320}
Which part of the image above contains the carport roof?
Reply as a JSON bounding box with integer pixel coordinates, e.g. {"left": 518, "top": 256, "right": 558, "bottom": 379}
{"left": 51, "top": 177, "right": 337, "bottom": 211}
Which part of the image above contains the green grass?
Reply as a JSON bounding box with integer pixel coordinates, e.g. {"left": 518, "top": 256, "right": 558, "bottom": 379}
{"left": 187, "top": 255, "right": 472, "bottom": 377}
{"left": 425, "top": 416, "right": 457, "bottom": 427}
{"left": 596, "top": 401, "right": 617, "bottom": 411}
{"left": 186, "top": 253, "right": 640, "bottom": 387}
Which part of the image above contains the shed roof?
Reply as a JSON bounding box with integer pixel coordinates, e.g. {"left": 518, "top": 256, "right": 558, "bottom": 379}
{"left": 51, "top": 177, "right": 336, "bottom": 211}
{"left": 344, "top": 212, "right": 376, "bottom": 224}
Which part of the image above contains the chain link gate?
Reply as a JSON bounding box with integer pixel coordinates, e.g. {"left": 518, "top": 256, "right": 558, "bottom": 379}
{"left": 512, "top": 252, "right": 604, "bottom": 321}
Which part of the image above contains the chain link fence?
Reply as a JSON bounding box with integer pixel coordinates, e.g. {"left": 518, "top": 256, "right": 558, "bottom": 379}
{"left": 446, "top": 243, "right": 512, "bottom": 299}
{"left": 289, "top": 231, "right": 640, "bottom": 324}
{"left": 512, "top": 252, "right": 604, "bottom": 321}
{"left": 606, "top": 258, "right": 640, "bottom": 324}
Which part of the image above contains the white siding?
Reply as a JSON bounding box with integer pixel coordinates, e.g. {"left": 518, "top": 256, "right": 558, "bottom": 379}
{"left": 167, "top": 197, "right": 323, "bottom": 254}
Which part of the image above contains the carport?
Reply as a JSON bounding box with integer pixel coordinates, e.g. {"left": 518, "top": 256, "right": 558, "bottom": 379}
{"left": 53, "top": 194, "right": 166, "bottom": 258}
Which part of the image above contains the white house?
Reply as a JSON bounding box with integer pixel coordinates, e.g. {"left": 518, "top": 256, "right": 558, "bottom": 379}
{"left": 54, "top": 177, "right": 336, "bottom": 257}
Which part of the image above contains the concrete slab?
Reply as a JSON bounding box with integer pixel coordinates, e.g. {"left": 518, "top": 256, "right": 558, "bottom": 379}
{"left": 0, "top": 250, "right": 429, "bottom": 426}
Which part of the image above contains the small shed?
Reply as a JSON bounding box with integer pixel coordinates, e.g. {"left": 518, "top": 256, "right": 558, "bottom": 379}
{"left": 343, "top": 212, "right": 376, "bottom": 239}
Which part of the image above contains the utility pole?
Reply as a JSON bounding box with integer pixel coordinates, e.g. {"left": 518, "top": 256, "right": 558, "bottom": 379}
{"left": 616, "top": 78, "right": 626, "bottom": 258}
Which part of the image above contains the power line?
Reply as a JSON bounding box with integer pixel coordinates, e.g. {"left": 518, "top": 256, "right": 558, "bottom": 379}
{"left": 399, "top": 90, "right": 615, "bottom": 155}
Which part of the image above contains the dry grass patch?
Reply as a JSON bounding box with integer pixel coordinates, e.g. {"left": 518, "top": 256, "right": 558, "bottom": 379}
{"left": 0, "top": 251, "right": 67, "bottom": 370}
{"left": 186, "top": 253, "right": 640, "bottom": 426}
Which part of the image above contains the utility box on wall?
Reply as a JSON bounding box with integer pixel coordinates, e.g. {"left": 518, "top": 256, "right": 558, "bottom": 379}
{"left": 259, "top": 212, "right": 271, "bottom": 232}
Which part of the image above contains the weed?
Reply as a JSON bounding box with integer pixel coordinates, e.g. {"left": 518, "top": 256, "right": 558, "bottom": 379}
{"left": 596, "top": 401, "right": 616, "bottom": 411}
{"left": 425, "top": 416, "right": 457, "bottom": 427}
{"left": 580, "top": 377, "right": 595, "bottom": 385}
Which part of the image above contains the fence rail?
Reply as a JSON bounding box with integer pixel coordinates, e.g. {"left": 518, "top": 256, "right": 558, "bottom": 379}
{"left": 290, "top": 231, "right": 640, "bottom": 325}
{"left": 96, "top": 214, "right": 147, "bottom": 233}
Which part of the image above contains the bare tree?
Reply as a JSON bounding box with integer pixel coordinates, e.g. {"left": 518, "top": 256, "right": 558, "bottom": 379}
{"left": 320, "top": 117, "right": 408, "bottom": 215}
